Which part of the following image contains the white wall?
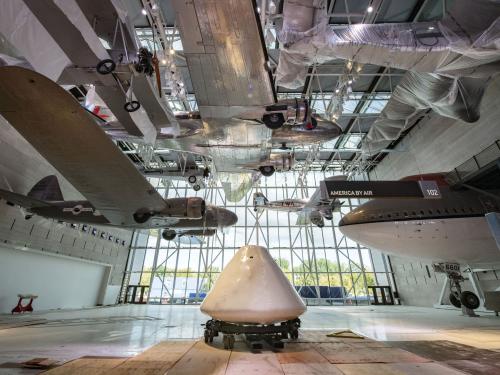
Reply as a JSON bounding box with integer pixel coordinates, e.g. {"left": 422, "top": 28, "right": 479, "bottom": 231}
{"left": 0, "top": 245, "right": 108, "bottom": 313}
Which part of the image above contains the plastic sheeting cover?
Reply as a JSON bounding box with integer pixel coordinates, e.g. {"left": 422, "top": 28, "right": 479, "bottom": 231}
{"left": 277, "top": 0, "right": 500, "bottom": 88}
{"left": 276, "top": 0, "right": 500, "bottom": 155}
{"left": 362, "top": 71, "right": 489, "bottom": 154}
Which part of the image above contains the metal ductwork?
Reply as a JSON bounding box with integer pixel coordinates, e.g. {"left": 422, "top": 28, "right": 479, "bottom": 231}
{"left": 362, "top": 72, "right": 490, "bottom": 155}
{"left": 276, "top": 0, "right": 500, "bottom": 89}
{"left": 276, "top": 0, "right": 500, "bottom": 155}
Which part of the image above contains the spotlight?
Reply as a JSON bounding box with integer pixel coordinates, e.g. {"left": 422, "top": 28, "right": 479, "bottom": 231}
{"left": 335, "top": 89, "right": 340, "bottom": 94}
{"left": 367, "top": 6, "right": 373, "bottom": 13}
{"left": 141, "top": 8, "right": 147, "bottom": 15}
{"left": 169, "top": 48, "right": 175, "bottom": 55}
{"left": 161, "top": 59, "right": 167, "bottom": 64}
{"left": 348, "top": 79, "right": 353, "bottom": 85}
{"left": 428, "top": 26, "right": 435, "bottom": 30}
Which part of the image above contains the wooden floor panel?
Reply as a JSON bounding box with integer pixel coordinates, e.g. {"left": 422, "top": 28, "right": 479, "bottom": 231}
{"left": 166, "top": 341, "right": 231, "bottom": 375}
{"left": 45, "top": 330, "right": 478, "bottom": 374}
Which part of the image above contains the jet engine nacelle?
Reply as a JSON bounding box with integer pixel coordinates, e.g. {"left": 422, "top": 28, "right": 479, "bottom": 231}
{"left": 133, "top": 197, "right": 205, "bottom": 224}
{"left": 309, "top": 211, "right": 325, "bottom": 228}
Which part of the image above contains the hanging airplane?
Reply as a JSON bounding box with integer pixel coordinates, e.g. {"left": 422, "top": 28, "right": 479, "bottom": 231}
{"left": 0, "top": 66, "right": 237, "bottom": 242}
{"left": 104, "top": 0, "right": 342, "bottom": 199}
{"left": 6, "top": 0, "right": 342, "bottom": 203}
{"left": 253, "top": 176, "right": 345, "bottom": 227}
{"left": 338, "top": 173, "right": 500, "bottom": 310}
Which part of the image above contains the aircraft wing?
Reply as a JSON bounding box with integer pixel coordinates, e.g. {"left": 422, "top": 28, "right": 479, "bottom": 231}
{"left": 172, "top": 0, "right": 275, "bottom": 114}
{"left": 0, "top": 189, "right": 50, "bottom": 209}
{"left": 303, "top": 188, "right": 323, "bottom": 211}
{"left": 0, "top": 67, "right": 167, "bottom": 226}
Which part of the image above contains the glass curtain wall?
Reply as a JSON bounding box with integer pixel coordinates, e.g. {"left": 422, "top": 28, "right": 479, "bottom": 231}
{"left": 122, "top": 171, "right": 393, "bottom": 305}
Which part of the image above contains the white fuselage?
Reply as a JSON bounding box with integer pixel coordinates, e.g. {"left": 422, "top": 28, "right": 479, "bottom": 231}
{"left": 265, "top": 199, "right": 308, "bottom": 212}
{"left": 340, "top": 216, "right": 500, "bottom": 268}
{"left": 338, "top": 186, "right": 500, "bottom": 269}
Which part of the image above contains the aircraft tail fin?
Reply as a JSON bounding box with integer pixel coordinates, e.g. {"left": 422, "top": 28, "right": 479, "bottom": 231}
{"left": 27, "top": 175, "right": 63, "bottom": 202}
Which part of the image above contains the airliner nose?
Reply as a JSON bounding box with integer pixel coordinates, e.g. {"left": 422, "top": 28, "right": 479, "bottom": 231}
{"left": 217, "top": 208, "right": 238, "bottom": 227}
{"left": 338, "top": 207, "right": 363, "bottom": 227}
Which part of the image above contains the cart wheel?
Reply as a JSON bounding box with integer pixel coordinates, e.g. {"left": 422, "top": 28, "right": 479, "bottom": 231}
{"left": 461, "top": 291, "right": 480, "bottom": 310}
{"left": 193, "top": 184, "right": 201, "bottom": 191}
{"left": 204, "top": 329, "right": 209, "bottom": 343}
{"left": 188, "top": 175, "right": 197, "bottom": 184}
{"left": 96, "top": 59, "right": 116, "bottom": 75}
{"left": 449, "top": 293, "right": 462, "bottom": 308}
{"left": 124, "top": 101, "right": 141, "bottom": 112}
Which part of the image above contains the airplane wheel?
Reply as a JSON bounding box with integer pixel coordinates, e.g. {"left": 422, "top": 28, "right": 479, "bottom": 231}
{"left": 96, "top": 59, "right": 116, "bottom": 74}
{"left": 124, "top": 100, "right": 141, "bottom": 112}
{"left": 460, "top": 291, "right": 480, "bottom": 310}
{"left": 259, "top": 165, "right": 275, "bottom": 177}
{"left": 263, "top": 113, "right": 285, "bottom": 129}
{"left": 188, "top": 175, "right": 197, "bottom": 184}
{"left": 449, "top": 293, "right": 462, "bottom": 308}
{"left": 162, "top": 230, "right": 177, "bottom": 241}
{"left": 133, "top": 210, "right": 152, "bottom": 224}
{"left": 204, "top": 330, "right": 209, "bottom": 343}
{"left": 193, "top": 184, "right": 201, "bottom": 191}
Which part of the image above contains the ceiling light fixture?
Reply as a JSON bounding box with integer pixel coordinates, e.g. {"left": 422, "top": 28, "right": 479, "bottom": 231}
{"left": 141, "top": 8, "right": 147, "bottom": 15}
{"left": 367, "top": 6, "right": 373, "bottom": 13}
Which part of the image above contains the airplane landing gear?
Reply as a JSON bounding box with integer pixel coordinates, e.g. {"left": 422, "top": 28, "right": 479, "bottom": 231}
{"left": 96, "top": 59, "right": 116, "bottom": 75}
{"left": 162, "top": 230, "right": 177, "bottom": 241}
{"left": 460, "top": 291, "right": 480, "bottom": 310}
{"left": 259, "top": 165, "right": 275, "bottom": 177}
{"left": 433, "top": 262, "right": 481, "bottom": 314}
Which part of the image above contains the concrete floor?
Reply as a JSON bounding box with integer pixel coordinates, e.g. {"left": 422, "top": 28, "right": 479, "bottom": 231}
{"left": 0, "top": 304, "right": 499, "bottom": 367}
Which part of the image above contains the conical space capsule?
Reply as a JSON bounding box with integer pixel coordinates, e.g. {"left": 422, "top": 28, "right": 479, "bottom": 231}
{"left": 200, "top": 245, "right": 306, "bottom": 324}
